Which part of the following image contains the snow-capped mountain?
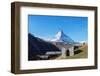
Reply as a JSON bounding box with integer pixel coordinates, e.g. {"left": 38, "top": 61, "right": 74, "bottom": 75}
{"left": 51, "top": 30, "right": 74, "bottom": 44}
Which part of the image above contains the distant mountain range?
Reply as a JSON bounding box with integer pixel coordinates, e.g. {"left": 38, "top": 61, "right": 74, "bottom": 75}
{"left": 50, "top": 30, "right": 83, "bottom": 47}
{"left": 51, "top": 30, "right": 74, "bottom": 44}
{"left": 28, "top": 30, "right": 85, "bottom": 60}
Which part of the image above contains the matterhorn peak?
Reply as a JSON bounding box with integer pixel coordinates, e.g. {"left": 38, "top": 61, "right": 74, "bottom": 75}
{"left": 55, "top": 30, "right": 64, "bottom": 40}
{"left": 51, "top": 30, "right": 74, "bottom": 44}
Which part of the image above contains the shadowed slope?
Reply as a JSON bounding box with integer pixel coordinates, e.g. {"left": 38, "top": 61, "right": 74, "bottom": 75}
{"left": 28, "top": 33, "right": 60, "bottom": 60}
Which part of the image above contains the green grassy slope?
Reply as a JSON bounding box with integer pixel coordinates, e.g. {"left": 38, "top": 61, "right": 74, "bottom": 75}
{"left": 55, "top": 44, "right": 88, "bottom": 59}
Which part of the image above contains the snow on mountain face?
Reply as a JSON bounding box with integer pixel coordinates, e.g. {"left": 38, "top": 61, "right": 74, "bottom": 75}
{"left": 51, "top": 30, "right": 74, "bottom": 44}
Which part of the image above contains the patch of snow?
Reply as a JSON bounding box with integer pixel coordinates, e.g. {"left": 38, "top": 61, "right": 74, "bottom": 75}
{"left": 51, "top": 30, "right": 74, "bottom": 44}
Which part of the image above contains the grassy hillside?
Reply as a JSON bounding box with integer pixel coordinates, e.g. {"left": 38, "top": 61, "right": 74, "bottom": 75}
{"left": 55, "top": 44, "right": 88, "bottom": 59}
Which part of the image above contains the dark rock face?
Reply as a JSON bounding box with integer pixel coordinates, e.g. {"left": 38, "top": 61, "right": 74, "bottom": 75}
{"left": 28, "top": 33, "right": 60, "bottom": 60}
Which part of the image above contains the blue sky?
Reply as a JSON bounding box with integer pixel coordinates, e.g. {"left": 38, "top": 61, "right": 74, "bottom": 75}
{"left": 28, "top": 15, "right": 88, "bottom": 42}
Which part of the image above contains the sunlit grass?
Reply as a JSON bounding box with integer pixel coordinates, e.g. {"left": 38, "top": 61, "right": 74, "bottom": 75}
{"left": 55, "top": 44, "right": 88, "bottom": 59}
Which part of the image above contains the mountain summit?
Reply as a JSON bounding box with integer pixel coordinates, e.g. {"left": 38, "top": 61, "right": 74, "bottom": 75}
{"left": 51, "top": 30, "right": 74, "bottom": 44}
